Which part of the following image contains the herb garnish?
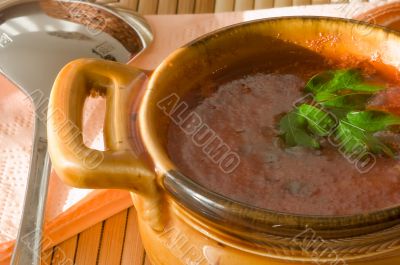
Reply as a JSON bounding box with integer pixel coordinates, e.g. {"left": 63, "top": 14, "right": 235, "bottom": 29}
{"left": 279, "top": 110, "right": 320, "bottom": 149}
{"left": 279, "top": 69, "right": 400, "bottom": 157}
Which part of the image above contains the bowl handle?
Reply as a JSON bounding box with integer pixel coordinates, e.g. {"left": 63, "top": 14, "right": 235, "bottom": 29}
{"left": 47, "top": 58, "right": 163, "bottom": 231}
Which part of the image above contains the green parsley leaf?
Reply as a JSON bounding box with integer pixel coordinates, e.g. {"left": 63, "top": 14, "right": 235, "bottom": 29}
{"left": 321, "top": 93, "right": 372, "bottom": 110}
{"left": 346, "top": 111, "right": 400, "bottom": 132}
{"left": 306, "top": 69, "right": 359, "bottom": 94}
{"left": 279, "top": 111, "right": 320, "bottom": 149}
{"left": 346, "top": 83, "right": 384, "bottom": 93}
{"left": 335, "top": 120, "right": 393, "bottom": 157}
{"left": 328, "top": 107, "right": 349, "bottom": 120}
{"left": 335, "top": 120, "right": 369, "bottom": 156}
{"left": 306, "top": 69, "right": 383, "bottom": 95}
{"left": 367, "top": 134, "right": 394, "bottom": 157}
{"left": 279, "top": 69, "right": 394, "bottom": 158}
{"left": 305, "top": 71, "right": 336, "bottom": 94}
{"left": 297, "top": 104, "right": 336, "bottom": 136}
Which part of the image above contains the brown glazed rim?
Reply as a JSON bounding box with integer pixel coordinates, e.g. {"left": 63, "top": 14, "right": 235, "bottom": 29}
{"left": 140, "top": 16, "right": 400, "bottom": 254}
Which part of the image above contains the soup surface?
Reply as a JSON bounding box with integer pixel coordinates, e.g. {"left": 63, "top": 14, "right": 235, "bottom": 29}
{"left": 166, "top": 59, "right": 400, "bottom": 216}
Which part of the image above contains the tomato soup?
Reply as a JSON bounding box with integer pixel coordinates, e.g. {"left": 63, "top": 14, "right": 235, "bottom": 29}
{"left": 166, "top": 59, "right": 400, "bottom": 216}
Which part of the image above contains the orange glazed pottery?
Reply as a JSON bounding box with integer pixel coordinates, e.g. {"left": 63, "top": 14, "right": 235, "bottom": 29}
{"left": 48, "top": 17, "right": 400, "bottom": 264}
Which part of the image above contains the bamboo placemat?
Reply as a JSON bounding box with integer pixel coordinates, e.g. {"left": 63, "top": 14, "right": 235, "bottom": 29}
{"left": 98, "top": 0, "right": 370, "bottom": 14}
{"left": 40, "top": 206, "right": 148, "bottom": 265}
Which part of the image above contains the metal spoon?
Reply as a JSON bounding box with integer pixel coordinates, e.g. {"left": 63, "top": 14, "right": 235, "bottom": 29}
{"left": 0, "top": 1, "right": 153, "bottom": 264}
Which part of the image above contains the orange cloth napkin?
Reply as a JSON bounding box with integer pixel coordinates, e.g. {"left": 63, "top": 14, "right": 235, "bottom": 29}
{"left": 0, "top": 1, "right": 388, "bottom": 262}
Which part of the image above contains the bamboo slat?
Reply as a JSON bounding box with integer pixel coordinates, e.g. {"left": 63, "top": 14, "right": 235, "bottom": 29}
{"left": 158, "top": 0, "right": 178, "bottom": 14}
{"left": 41, "top": 249, "right": 53, "bottom": 265}
{"left": 51, "top": 236, "right": 78, "bottom": 265}
{"left": 177, "top": 0, "right": 195, "bottom": 13}
{"left": 293, "top": 0, "right": 311, "bottom": 5}
{"left": 114, "top": 0, "right": 138, "bottom": 9}
{"left": 97, "top": 210, "right": 128, "bottom": 265}
{"left": 120, "top": 208, "right": 145, "bottom": 265}
{"left": 312, "top": 0, "right": 330, "bottom": 4}
{"left": 96, "top": 0, "right": 117, "bottom": 3}
{"left": 138, "top": 0, "right": 158, "bottom": 14}
{"left": 194, "top": 0, "right": 215, "bottom": 13}
{"left": 254, "top": 0, "right": 274, "bottom": 8}
{"left": 234, "top": 0, "right": 254, "bottom": 11}
{"left": 74, "top": 223, "right": 103, "bottom": 265}
{"left": 215, "top": 0, "right": 235, "bottom": 12}
{"left": 274, "top": 0, "right": 293, "bottom": 7}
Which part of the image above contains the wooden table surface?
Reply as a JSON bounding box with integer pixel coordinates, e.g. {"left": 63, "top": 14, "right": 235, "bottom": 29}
{"left": 40, "top": 206, "right": 150, "bottom": 265}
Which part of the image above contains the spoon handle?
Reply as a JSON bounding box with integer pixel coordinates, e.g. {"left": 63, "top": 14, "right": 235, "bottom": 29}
{"left": 11, "top": 118, "right": 51, "bottom": 265}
